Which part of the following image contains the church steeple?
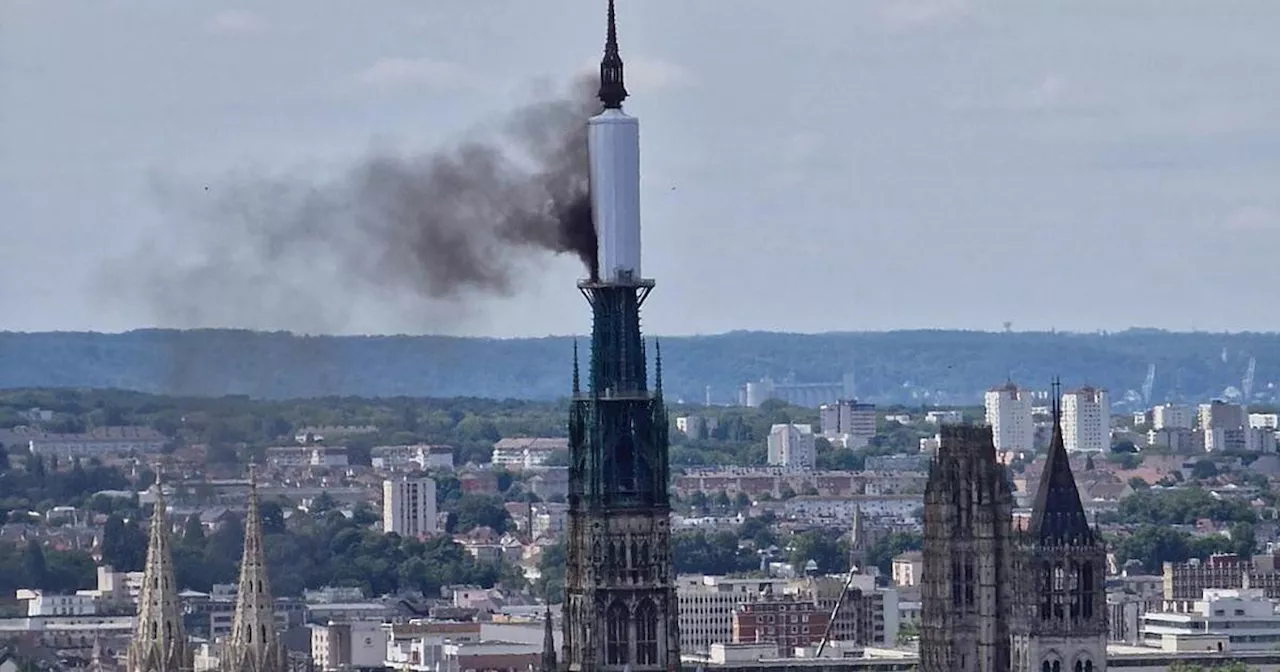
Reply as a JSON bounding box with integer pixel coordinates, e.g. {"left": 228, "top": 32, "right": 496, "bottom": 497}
{"left": 598, "top": 0, "right": 628, "bottom": 109}
{"left": 1028, "top": 378, "right": 1094, "bottom": 546}
{"left": 127, "top": 471, "right": 192, "bottom": 672}
{"left": 541, "top": 602, "right": 558, "bottom": 672}
{"left": 223, "top": 464, "right": 287, "bottom": 672}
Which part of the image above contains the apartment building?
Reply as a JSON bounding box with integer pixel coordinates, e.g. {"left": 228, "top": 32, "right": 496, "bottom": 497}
{"left": 732, "top": 597, "right": 829, "bottom": 657}
{"left": 382, "top": 476, "right": 438, "bottom": 538}
{"left": 677, "top": 575, "right": 790, "bottom": 654}
{"left": 819, "top": 400, "right": 876, "bottom": 450}
{"left": 985, "top": 383, "right": 1035, "bottom": 452}
{"left": 767, "top": 424, "right": 816, "bottom": 470}
{"left": 489, "top": 437, "right": 568, "bottom": 471}
{"left": 1152, "top": 404, "right": 1194, "bottom": 430}
{"left": 1062, "top": 386, "right": 1110, "bottom": 452}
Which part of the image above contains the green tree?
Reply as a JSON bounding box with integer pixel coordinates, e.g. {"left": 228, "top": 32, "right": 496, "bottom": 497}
{"left": 788, "top": 531, "right": 844, "bottom": 574}
{"left": 183, "top": 513, "right": 206, "bottom": 544}
{"left": 446, "top": 495, "right": 512, "bottom": 534}
{"left": 22, "top": 539, "right": 47, "bottom": 586}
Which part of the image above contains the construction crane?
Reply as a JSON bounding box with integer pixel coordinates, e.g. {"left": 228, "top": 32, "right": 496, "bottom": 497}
{"left": 1141, "top": 364, "right": 1156, "bottom": 406}
{"left": 1244, "top": 357, "right": 1257, "bottom": 405}
{"left": 815, "top": 567, "right": 860, "bottom": 657}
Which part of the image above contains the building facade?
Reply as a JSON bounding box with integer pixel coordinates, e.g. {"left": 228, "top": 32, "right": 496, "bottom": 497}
{"left": 560, "top": 5, "right": 680, "bottom": 670}
{"left": 382, "top": 476, "right": 439, "bottom": 538}
{"left": 1061, "top": 387, "right": 1110, "bottom": 453}
{"left": 919, "top": 425, "right": 1014, "bottom": 672}
{"left": 986, "top": 383, "right": 1035, "bottom": 452}
{"left": 820, "top": 400, "right": 877, "bottom": 450}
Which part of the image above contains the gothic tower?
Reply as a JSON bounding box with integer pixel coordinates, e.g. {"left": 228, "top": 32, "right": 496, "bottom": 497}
{"left": 222, "top": 467, "right": 287, "bottom": 672}
{"left": 919, "top": 425, "right": 1014, "bottom": 672}
{"left": 561, "top": 3, "right": 680, "bottom": 670}
{"left": 1011, "top": 381, "right": 1108, "bottom": 672}
{"left": 127, "top": 479, "right": 193, "bottom": 672}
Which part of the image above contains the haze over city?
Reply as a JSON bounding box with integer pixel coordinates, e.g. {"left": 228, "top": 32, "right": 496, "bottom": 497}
{"left": 2, "top": 0, "right": 1278, "bottom": 337}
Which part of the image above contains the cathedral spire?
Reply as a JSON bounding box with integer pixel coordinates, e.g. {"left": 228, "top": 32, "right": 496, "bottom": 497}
{"left": 223, "top": 464, "right": 287, "bottom": 672}
{"left": 541, "top": 602, "right": 558, "bottom": 672}
{"left": 1029, "top": 378, "right": 1094, "bottom": 546}
{"left": 127, "top": 470, "right": 192, "bottom": 672}
{"left": 598, "top": 0, "right": 628, "bottom": 109}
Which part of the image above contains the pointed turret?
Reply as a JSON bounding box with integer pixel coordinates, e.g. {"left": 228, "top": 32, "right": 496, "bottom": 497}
{"left": 127, "top": 472, "right": 192, "bottom": 672}
{"left": 1029, "top": 378, "right": 1095, "bottom": 546}
{"left": 654, "top": 339, "right": 663, "bottom": 395}
{"left": 541, "top": 602, "right": 558, "bottom": 672}
{"left": 572, "top": 340, "right": 581, "bottom": 395}
{"left": 598, "top": 0, "right": 627, "bottom": 109}
{"left": 222, "top": 465, "right": 287, "bottom": 672}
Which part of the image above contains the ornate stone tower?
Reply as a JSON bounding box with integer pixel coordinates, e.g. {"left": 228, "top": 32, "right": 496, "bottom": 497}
{"left": 561, "top": 4, "right": 680, "bottom": 670}
{"left": 1011, "top": 381, "right": 1108, "bottom": 672}
{"left": 919, "top": 425, "right": 1014, "bottom": 672}
{"left": 222, "top": 467, "right": 287, "bottom": 672}
{"left": 127, "top": 480, "right": 193, "bottom": 672}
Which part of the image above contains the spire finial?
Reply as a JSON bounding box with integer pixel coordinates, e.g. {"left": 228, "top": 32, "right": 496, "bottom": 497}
{"left": 599, "top": 0, "right": 628, "bottom": 109}
{"left": 654, "top": 339, "right": 663, "bottom": 393}
{"left": 572, "top": 340, "right": 581, "bottom": 394}
{"left": 1051, "top": 376, "right": 1062, "bottom": 426}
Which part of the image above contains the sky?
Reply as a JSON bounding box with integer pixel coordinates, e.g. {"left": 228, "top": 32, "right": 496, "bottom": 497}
{"left": 2, "top": 0, "right": 1278, "bottom": 337}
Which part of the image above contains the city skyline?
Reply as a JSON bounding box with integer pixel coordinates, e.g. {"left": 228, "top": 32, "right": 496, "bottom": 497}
{"left": 3, "top": 0, "right": 1278, "bottom": 338}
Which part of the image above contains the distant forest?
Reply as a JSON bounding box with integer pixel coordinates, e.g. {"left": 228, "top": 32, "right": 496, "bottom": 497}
{"left": 0, "top": 328, "right": 1276, "bottom": 405}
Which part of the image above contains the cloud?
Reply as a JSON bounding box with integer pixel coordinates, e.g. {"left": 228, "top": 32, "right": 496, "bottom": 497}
{"left": 355, "top": 57, "right": 478, "bottom": 92}
{"left": 206, "top": 9, "right": 266, "bottom": 34}
{"left": 947, "top": 74, "right": 1074, "bottom": 114}
{"left": 625, "top": 58, "right": 695, "bottom": 93}
{"left": 881, "top": 0, "right": 973, "bottom": 28}
{"left": 1224, "top": 206, "right": 1280, "bottom": 233}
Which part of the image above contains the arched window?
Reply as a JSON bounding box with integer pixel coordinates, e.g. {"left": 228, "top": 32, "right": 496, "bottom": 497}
{"left": 615, "top": 435, "right": 635, "bottom": 491}
{"left": 1069, "top": 561, "right": 1081, "bottom": 620}
{"left": 1053, "top": 564, "right": 1066, "bottom": 619}
{"left": 1075, "top": 661, "right": 1082, "bottom": 672}
{"left": 1085, "top": 661, "right": 1094, "bottom": 672}
{"left": 261, "top": 624, "right": 268, "bottom": 644}
{"left": 1040, "top": 561, "right": 1053, "bottom": 620}
{"left": 1042, "top": 662, "right": 1051, "bottom": 672}
{"left": 606, "top": 601, "right": 630, "bottom": 665}
{"left": 247, "top": 626, "right": 253, "bottom": 643}
{"left": 1052, "top": 661, "right": 1061, "bottom": 672}
{"left": 636, "top": 600, "right": 659, "bottom": 665}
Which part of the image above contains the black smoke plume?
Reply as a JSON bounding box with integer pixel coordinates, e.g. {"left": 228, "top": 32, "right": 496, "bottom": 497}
{"left": 111, "top": 75, "right": 601, "bottom": 336}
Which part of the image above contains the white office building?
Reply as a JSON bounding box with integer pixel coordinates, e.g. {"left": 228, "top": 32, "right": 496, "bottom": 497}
{"left": 676, "top": 575, "right": 790, "bottom": 654}
{"left": 1062, "top": 387, "right": 1110, "bottom": 453}
{"left": 1140, "top": 588, "right": 1280, "bottom": 652}
{"left": 382, "top": 476, "right": 438, "bottom": 538}
{"left": 1152, "top": 403, "right": 1194, "bottom": 430}
{"left": 984, "top": 382, "right": 1034, "bottom": 452}
{"left": 818, "top": 400, "right": 876, "bottom": 450}
{"left": 767, "top": 424, "right": 815, "bottom": 470}
{"left": 1199, "top": 401, "right": 1247, "bottom": 430}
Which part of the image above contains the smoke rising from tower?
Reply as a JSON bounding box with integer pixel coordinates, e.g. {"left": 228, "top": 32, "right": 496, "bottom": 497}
{"left": 109, "top": 76, "right": 600, "bottom": 334}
